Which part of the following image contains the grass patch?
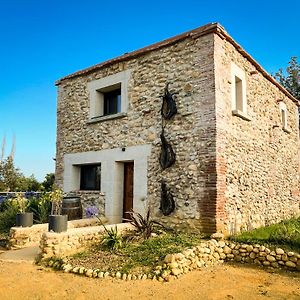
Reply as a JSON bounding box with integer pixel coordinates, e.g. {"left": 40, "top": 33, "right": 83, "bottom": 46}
{"left": 68, "top": 232, "right": 203, "bottom": 274}
{"left": 230, "top": 216, "right": 300, "bottom": 252}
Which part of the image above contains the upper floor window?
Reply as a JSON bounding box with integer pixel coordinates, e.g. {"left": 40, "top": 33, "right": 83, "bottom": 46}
{"left": 87, "top": 70, "right": 131, "bottom": 122}
{"left": 231, "top": 63, "right": 251, "bottom": 121}
{"left": 103, "top": 88, "right": 121, "bottom": 115}
{"left": 279, "top": 101, "right": 290, "bottom": 132}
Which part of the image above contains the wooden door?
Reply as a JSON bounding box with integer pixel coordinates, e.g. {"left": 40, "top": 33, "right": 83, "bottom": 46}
{"left": 123, "top": 162, "right": 134, "bottom": 221}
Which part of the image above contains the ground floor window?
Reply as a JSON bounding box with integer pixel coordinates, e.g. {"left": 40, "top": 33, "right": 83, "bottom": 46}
{"left": 80, "top": 164, "right": 101, "bottom": 190}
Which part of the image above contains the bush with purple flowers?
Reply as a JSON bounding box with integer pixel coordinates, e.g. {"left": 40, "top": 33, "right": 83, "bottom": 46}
{"left": 85, "top": 206, "right": 99, "bottom": 218}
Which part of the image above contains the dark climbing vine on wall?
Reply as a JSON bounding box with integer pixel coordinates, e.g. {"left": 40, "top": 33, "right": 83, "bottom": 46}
{"left": 159, "top": 128, "right": 176, "bottom": 170}
{"left": 161, "top": 83, "right": 178, "bottom": 120}
{"left": 160, "top": 180, "right": 175, "bottom": 216}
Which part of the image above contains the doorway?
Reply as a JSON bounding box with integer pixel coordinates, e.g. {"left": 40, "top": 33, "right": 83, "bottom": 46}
{"left": 123, "top": 162, "right": 134, "bottom": 221}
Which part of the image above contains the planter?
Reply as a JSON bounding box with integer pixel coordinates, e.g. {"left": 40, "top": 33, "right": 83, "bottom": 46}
{"left": 48, "top": 215, "right": 68, "bottom": 233}
{"left": 16, "top": 212, "right": 33, "bottom": 227}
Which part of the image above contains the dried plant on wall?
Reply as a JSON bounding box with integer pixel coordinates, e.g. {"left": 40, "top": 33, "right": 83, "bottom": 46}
{"left": 160, "top": 180, "right": 175, "bottom": 216}
{"left": 159, "top": 128, "right": 176, "bottom": 170}
{"left": 161, "top": 83, "right": 178, "bottom": 120}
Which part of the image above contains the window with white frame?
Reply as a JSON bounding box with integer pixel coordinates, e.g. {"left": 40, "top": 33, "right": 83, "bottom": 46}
{"left": 87, "top": 70, "right": 131, "bottom": 121}
{"left": 231, "top": 63, "right": 251, "bottom": 121}
{"left": 279, "top": 101, "right": 289, "bottom": 132}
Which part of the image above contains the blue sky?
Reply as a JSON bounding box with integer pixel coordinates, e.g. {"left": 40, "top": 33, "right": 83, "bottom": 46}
{"left": 0, "top": 0, "right": 299, "bottom": 181}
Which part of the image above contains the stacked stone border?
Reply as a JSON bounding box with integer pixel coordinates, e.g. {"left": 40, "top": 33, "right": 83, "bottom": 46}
{"left": 8, "top": 217, "right": 107, "bottom": 250}
{"left": 41, "top": 237, "right": 300, "bottom": 282}
{"left": 39, "top": 222, "right": 132, "bottom": 260}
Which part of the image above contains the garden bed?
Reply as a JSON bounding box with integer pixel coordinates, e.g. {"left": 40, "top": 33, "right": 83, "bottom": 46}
{"left": 67, "top": 232, "right": 204, "bottom": 274}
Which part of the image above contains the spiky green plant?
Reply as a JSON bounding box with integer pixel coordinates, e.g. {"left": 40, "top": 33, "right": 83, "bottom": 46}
{"left": 125, "top": 208, "right": 165, "bottom": 240}
{"left": 101, "top": 225, "right": 122, "bottom": 251}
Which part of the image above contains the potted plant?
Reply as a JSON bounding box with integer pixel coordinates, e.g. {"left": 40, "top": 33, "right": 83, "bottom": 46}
{"left": 14, "top": 193, "right": 33, "bottom": 227}
{"left": 48, "top": 189, "right": 68, "bottom": 233}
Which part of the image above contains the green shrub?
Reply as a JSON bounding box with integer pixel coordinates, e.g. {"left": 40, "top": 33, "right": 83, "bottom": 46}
{"left": 230, "top": 216, "right": 300, "bottom": 251}
{"left": 0, "top": 205, "right": 18, "bottom": 233}
{"left": 102, "top": 226, "right": 123, "bottom": 251}
{"left": 27, "top": 194, "right": 51, "bottom": 224}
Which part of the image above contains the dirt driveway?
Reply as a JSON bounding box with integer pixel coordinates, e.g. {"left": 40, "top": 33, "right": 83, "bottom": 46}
{"left": 0, "top": 261, "right": 299, "bottom": 300}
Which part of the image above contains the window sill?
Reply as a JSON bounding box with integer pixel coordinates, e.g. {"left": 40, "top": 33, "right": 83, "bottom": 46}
{"left": 87, "top": 112, "right": 127, "bottom": 124}
{"left": 232, "top": 110, "right": 251, "bottom": 121}
{"left": 283, "top": 127, "right": 291, "bottom": 134}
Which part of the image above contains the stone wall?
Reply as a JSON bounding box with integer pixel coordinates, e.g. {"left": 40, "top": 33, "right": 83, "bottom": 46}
{"left": 159, "top": 240, "right": 300, "bottom": 280}
{"left": 9, "top": 217, "right": 106, "bottom": 249}
{"left": 56, "top": 33, "right": 217, "bottom": 233}
{"left": 214, "top": 34, "right": 300, "bottom": 234}
{"left": 67, "top": 191, "right": 105, "bottom": 217}
{"left": 56, "top": 24, "right": 299, "bottom": 234}
{"left": 39, "top": 223, "right": 133, "bottom": 260}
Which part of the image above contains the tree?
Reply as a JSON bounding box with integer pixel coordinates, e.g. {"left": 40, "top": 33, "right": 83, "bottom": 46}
{"left": 274, "top": 57, "right": 300, "bottom": 100}
{"left": 0, "top": 156, "right": 22, "bottom": 191}
{"left": 41, "top": 173, "right": 55, "bottom": 191}
{"left": 274, "top": 57, "right": 300, "bottom": 127}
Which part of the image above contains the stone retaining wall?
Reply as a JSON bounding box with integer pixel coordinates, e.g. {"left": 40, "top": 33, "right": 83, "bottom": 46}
{"left": 44, "top": 238, "right": 300, "bottom": 282}
{"left": 39, "top": 223, "right": 133, "bottom": 260}
{"left": 9, "top": 217, "right": 106, "bottom": 249}
{"left": 160, "top": 240, "right": 300, "bottom": 280}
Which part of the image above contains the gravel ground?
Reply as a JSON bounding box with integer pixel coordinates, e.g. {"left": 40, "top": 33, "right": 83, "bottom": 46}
{"left": 0, "top": 260, "right": 299, "bottom": 300}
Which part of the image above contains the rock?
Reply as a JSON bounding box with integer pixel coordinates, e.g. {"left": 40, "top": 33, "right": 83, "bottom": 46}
{"left": 98, "top": 272, "right": 104, "bottom": 278}
{"left": 188, "top": 164, "right": 197, "bottom": 171}
{"left": 259, "top": 246, "right": 265, "bottom": 252}
{"left": 79, "top": 267, "right": 85, "bottom": 274}
{"left": 127, "top": 274, "right": 132, "bottom": 280}
{"left": 287, "top": 252, "right": 294, "bottom": 257}
{"left": 122, "top": 273, "right": 127, "bottom": 280}
{"left": 175, "top": 253, "right": 185, "bottom": 260}
{"left": 115, "top": 272, "right": 121, "bottom": 279}
{"left": 104, "top": 272, "right": 110, "bottom": 278}
{"left": 92, "top": 270, "right": 98, "bottom": 278}
{"left": 275, "top": 248, "right": 285, "bottom": 255}
{"left": 164, "top": 254, "right": 175, "bottom": 263}
{"left": 263, "top": 261, "right": 270, "bottom": 266}
{"left": 169, "top": 262, "right": 178, "bottom": 269}
{"left": 246, "top": 245, "right": 253, "bottom": 252}
{"left": 210, "top": 233, "right": 224, "bottom": 241}
{"left": 218, "top": 241, "right": 226, "bottom": 248}
{"left": 282, "top": 254, "right": 288, "bottom": 261}
{"left": 249, "top": 252, "right": 256, "bottom": 259}
{"left": 271, "top": 262, "right": 279, "bottom": 268}
{"left": 285, "top": 261, "right": 296, "bottom": 268}
{"left": 161, "top": 270, "right": 170, "bottom": 279}
{"left": 171, "top": 268, "right": 181, "bottom": 276}
{"left": 266, "top": 255, "right": 276, "bottom": 262}
{"left": 213, "top": 252, "right": 220, "bottom": 260}
{"left": 220, "top": 253, "right": 226, "bottom": 260}
{"left": 85, "top": 269, "right": 93, "bottom": 277}
{"left": 223, "top": 246, "right": 232, "bottom": 254}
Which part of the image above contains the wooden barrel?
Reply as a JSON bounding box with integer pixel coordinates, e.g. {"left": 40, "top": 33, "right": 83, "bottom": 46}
{"left": 61, "top": 196, "right": 82, "bottom": 220}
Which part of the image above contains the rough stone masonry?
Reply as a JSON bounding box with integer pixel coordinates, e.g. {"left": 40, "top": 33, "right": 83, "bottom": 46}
{"left": 55, "top": 23, "right": 300, "bottom": 234}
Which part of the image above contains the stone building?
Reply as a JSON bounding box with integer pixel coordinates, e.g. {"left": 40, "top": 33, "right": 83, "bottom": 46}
{"left": 55, "top": 23, "right": 300, "bottom": 234}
